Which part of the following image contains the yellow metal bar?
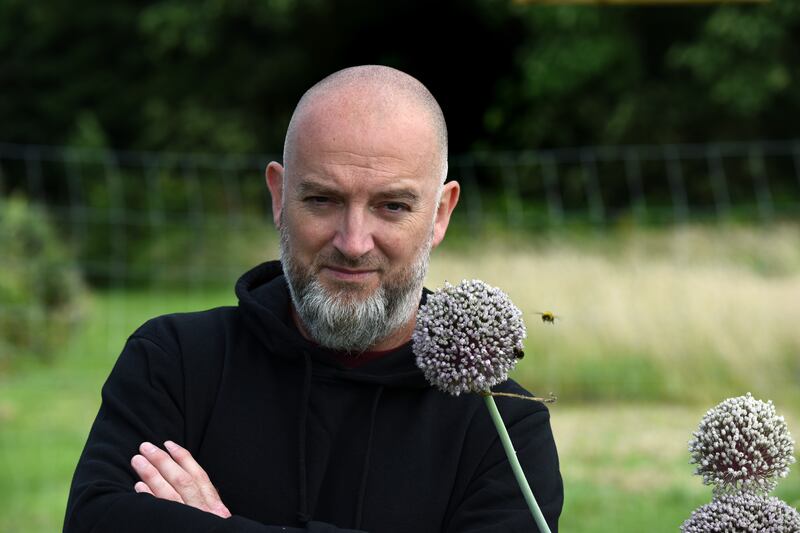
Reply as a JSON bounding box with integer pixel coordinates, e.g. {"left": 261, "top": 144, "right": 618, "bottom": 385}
{"left": 513, "top": 0, "right": 768, "bottom": 4}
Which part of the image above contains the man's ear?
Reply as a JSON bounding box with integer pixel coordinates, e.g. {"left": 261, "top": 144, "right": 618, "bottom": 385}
{"left": 432, "top": 180, "right": 460, "bottom": 249}
{"left": 265, "top": 162, "right": 284, "bottom": 228}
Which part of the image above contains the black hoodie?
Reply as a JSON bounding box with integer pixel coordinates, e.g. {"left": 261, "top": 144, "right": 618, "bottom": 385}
{"left": 64, "top": 261, "right": 563, "bottom": 532}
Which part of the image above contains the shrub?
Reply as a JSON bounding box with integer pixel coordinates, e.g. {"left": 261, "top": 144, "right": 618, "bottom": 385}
{"left": 0, "top": 195, "right": 87, "bottom": 369}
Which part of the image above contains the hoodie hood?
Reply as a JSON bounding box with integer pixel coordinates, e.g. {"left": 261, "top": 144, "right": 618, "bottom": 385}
{"left": 235, "top": 260, "right": 429, "bottom": 389}
{"left": 236, "top": 261, "right": 433, "bottom": 528}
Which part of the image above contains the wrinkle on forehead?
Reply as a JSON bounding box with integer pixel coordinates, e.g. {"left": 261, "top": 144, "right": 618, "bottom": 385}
{"left": 322, "top": 150, "right": 407, "bottom": 163}
{"left": 321, "top": 150, "right": 430, "bottom": 176}
{"left": 296, "top": 163, "right": 428, "bottom": 198}
{"left": 293, "top": 156, "right": 432, "bottom": 193}
{"left": 295, "top": 100, "right": 436, "bottom": 147}
{"left": 286, "top": 103, "right": 439, "bottom": 188}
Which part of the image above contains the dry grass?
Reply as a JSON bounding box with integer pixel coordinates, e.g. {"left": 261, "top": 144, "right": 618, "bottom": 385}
{"left": 553, "top": 404, "right": 800, "bottom": 490}
{"left": 550, "top": 403, "right": 800, "bottom": 531}
{"left": 427, "top": 223, "right": 800, "bottom": 404}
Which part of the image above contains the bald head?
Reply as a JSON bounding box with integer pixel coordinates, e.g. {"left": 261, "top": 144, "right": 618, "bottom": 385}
{"left": 265, "top": 66, "right": 461, "bottom": 351}
{"left": 283, "top": 65, "right": 448, "bottom": 184}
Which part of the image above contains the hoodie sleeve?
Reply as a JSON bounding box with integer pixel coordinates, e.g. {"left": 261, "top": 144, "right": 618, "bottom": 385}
{"left": 62, "top": 328, "right": 366, "bottom": 533}
{"left": 443, "top": 406, "right": 563, "bottom": 533}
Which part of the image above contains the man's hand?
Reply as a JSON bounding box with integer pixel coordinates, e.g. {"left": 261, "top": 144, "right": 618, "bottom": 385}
{"left": 131, "top": 441, "right": 232, "bottom": 519}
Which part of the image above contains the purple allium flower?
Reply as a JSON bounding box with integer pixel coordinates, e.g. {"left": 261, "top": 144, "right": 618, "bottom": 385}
{"left": 413, "top": 280, "right": 526, "bottom": 396}
{"left": 689, "top": 393, "right": 796, "bottom": 494}
{"left": 681, "top": 491, "right": 800, "bottom": 533}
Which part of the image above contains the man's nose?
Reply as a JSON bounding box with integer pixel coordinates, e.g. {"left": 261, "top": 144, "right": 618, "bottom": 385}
{"left": 332, "top": 207, "right": 375, "bottom": 259}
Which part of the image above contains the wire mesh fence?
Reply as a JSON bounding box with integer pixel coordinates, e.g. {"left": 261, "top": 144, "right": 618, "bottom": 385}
{"left": 2, "top": 139, "right": 800, "bottom": 290}
{"left": 1, "top": 143, "right": 279, "bottom": 288}
{"left": 451, "top": 141, "right": 800, "bottom": 233}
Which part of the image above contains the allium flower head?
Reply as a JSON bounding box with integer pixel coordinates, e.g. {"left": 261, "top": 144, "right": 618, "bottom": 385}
{"left": 681, "top": 491, "right": 800, "bottom": 533}
{"left": 689, "top": 393, "right": 796, "bottom": 494}
{"left": 413, "top": 280, "right": 526, "bottom": 396}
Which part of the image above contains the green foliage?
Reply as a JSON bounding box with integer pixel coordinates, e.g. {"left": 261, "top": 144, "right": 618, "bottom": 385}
{"left": 0, "top": 196, "right": 87, "bottom": 368}
{"left": 484, "top": 6, "right": 642, "bottom": 147}
{"left": 1, "top": 0, "right": 800, "bottom": 202}
{"left": 482, "top": 1, "right": 800, "bottom": 148}
{"left": 668, "top": 3, "right": 799, "bottom": 118}
{"left": 7, "top": 145, "right": 277, "bottom": 288}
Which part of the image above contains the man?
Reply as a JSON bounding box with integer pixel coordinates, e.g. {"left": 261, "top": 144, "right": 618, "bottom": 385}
{"left": 64, "top": 65, "right": 563, "bottom": 532}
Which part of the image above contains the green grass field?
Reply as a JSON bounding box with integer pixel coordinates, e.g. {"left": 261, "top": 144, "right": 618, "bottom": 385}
{"left": 1, "top": 224, "right": 799, "bottom": 531}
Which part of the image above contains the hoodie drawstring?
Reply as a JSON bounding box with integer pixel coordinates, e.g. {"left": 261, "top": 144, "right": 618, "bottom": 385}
{"left": 296, "top": 350, "right": 385, "bottom": 530}
{"left": 354, "top": 385, "right": 384, "bottom": 530}
{"left": 296, "top": 350, "right": 313, "bottom": 525}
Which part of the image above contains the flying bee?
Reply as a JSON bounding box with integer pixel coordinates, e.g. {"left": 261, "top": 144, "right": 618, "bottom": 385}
{"left": 535, "top": 311, "right": 559, "bottom": 324}
{"left": 514, "top": 347, "right": 525, "bottom": 360}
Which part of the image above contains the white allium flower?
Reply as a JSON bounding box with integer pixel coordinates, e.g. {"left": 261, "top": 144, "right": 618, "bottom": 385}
{"left": 681, "top": 491, "right": 800, "bottom": 533}
{"left": 412, "top": 280, "right": 526, "bottom": 396}
{"left": 688, "top": 393, "right": 796, "bottom": 494}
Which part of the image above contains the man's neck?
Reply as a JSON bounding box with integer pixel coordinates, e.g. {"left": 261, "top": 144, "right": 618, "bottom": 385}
{"left": 289, "top": 304, "right": 415, "bottom": 352}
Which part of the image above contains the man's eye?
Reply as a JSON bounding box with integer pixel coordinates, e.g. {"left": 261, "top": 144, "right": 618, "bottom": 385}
{"left": 306, "top": 196, "right": 331, "bottom": 205}
{"left": 383, "top": 202, "right": 409, "bottom": 213}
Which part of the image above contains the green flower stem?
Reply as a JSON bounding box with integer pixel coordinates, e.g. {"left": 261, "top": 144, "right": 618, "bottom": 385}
{"left": 483, "top": 395, "right": 551, "bottom": 533}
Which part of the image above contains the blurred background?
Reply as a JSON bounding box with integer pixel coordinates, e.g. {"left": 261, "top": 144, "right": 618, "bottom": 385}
{"left": 1, "top": 0, "right": 799, "bottom": 531}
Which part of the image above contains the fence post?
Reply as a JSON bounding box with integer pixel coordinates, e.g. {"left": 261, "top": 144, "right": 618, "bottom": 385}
{"left": 64, "top": 148, "right": 88, "bottom": 256}
{"left": 540, "top": 154, "right": 563, "bottom": 227}
{"left": 459, "top": 155, "right": 483, "bottom": 236}
{"left": 624, "top": 148, "right": 646, "bottom": 223}
{"left": 182, "top": 157, "right": 206, "bottom": 288}
{"left": 792, "top": 141, "right": 800, "bottom": 191}
{"left": 501, "top": 154, "right": 524, "bottom": 230}
{"left": 24, "top": 145, "right": 44, "bottom": 203}
{"left": 0, "top": 152, "right": 6, "bottom": 195}
{"left": 664, "top": 145, "right": 689, "bottom": 225}
{"left": 748, "top": 145, "right": 773, "bottom": 222}
{"left": 581, "top": 150, "right": 605, "bottom": 226}
{"left": 708, "top": 145, "right": 731, "bottom": 220}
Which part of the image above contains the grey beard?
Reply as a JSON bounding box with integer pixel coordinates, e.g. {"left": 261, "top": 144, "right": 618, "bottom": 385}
{"left": 279, "top": 223, "right": 432, "bottom": 353}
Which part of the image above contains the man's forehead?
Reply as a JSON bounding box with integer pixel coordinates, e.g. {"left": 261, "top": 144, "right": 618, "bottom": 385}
{"left": 295, "top": 175, "right": 423, "bottom": 201}
{"left": 293, "top": 81, "right": 439, "bottom": 141}
{"left": 299, "top": 80, "right": 425, "bottom": 120}
{"left": 296, "top": 106, "right": 434, "bottom": 149}
{"left": 289, "top": 108, "right": 437, "bottom": 175}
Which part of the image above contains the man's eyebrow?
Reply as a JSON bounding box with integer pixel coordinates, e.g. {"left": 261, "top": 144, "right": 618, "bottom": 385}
{"left": 295, "top": 180, "right": 420, "bottom": 203}
{"left": 295, "top": 180, "right": 339, "bottom": 197}
{"left": 372, "top": 189, "right": 420, "bottom": 203}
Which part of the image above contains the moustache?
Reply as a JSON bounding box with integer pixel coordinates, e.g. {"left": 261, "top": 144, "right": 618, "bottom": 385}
{"left": 314, "top": 248, "right": 385, "bottom": 271}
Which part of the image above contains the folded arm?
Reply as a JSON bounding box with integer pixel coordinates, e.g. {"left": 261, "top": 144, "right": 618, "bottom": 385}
{"left": 64, "top": 330, "right": 363, "bottom": 533}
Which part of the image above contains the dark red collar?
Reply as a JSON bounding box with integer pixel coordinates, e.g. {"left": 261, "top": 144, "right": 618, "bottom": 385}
{"left": 286, "top": 302, "right": 400, "bottom": 368}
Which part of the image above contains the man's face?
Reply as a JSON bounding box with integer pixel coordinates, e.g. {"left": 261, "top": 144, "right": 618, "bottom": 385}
{"left": 267, "top": 97, "right": 455, "bottom": 352}
{"left": 278, "top": 212, "right": 433, "bottom": 352}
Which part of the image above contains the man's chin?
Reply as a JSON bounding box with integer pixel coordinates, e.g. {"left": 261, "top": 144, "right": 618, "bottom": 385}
{"left": 321, "top": 282, "right": 379, "bottom": 303}
{"left": 318, "top": 271, "right": 380, "bottom": 292}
